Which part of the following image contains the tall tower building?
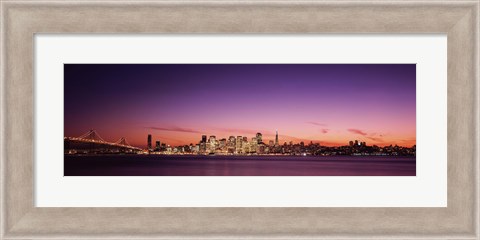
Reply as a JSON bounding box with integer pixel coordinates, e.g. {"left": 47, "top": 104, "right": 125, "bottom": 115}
{"left": 200, "top": 135, "right": 207, "bottom": 153}
{"left": 155, "top": 141, "right": 160, "bottom": 151}
{"left": 209, "top": 135, "right": 216, "bottom": 152}
{"left": 147, "top": 134, "right": 152, "bottom": 150}
{"left": 236, "top": 136, "right": 243, "bottom": 153}
{"left": 228, "top": 136, "right": 236, "bottom": 146}
{"left": 275, "top": 130, "right": 279, "bottom": 146}
{"left": 256, "top": 132, "right": 262, "bottom": 144}
{"left": 251, "top": 137, "right": 258, "bottom": 153}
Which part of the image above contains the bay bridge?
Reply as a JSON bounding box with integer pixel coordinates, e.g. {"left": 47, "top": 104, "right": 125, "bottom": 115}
{"left": 64, "top": 130, "right": 142, "bottom": 154}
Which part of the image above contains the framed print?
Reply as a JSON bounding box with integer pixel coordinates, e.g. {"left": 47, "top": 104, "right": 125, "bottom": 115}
{"left": 1, "top": 0, "right": 478, "bottom": 239}
{"left": 63, "top": 63, "right": 417, "bottom": 177}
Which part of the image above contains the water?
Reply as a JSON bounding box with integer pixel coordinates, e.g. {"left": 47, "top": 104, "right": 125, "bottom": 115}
{"left": 64, "top": 155, "right": 416, "bottom": 176}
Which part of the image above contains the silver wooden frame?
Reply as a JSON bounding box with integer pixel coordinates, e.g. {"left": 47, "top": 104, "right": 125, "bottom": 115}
{"left": 1, "top": 0, "right": 479, "bottom": 239}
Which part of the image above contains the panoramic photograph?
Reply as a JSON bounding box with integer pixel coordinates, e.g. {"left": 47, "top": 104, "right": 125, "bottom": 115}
{"left": 64, "top": 64, "right": 416, "bottom": 176}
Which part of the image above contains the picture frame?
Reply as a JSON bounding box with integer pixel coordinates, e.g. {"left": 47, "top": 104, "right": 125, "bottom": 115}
{"left": 1, "top": 0, "right": 478, "bottom": 239}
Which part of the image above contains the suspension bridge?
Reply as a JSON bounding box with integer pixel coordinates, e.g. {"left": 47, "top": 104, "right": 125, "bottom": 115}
{"left": 64, "top": 130, "right": 141, "bottom": 154}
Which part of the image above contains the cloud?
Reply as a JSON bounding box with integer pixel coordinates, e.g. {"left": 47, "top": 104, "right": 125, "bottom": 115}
{"left": 147, "top": 126, "right": 201, "bottom": 134}
{"left": 307, "top": 122, "right": 329, "bottom": 134}
{"left": 366, "top": 136, "right": 384, "bottom": 142}
{"left": 306, "top": 121, "right": 327, "bottom": 127}
{"left": 212, "top": 127, "right": 273, "bottom": 136}
{"left": 347, "top": 128, "right": 368, "bottom": 136}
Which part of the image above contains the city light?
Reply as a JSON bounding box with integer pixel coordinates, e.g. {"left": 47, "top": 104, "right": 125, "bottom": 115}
{"left": 141, "top": 131, "right": 415, "bottom": 156}
{"left": 64, "top": 130, "right": 416, "bottom": 157}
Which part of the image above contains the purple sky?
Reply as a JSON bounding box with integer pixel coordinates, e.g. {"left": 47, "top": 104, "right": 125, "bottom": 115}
{"left": 64, "top": 64, "right": 416, "bottom": 147}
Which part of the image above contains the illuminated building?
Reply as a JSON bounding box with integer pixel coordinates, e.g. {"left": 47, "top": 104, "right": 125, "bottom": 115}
{"left": 236, "top": 136, "right": 243, "bottom": 153}
{"left": 209, "top": 135, "right": 216, "bottom": 152}
{"left": 243, "top": 141, "right": 250, "bottom": 153}
{"left": 256, "top": 132, "right": 262, "bottom": 143}
{"left": 251, "top": 137, "right": 258, "bottom": 153}
{"left": 228, "top": 136, "right": 236, "bottom": 147}
{"left": 200, "top": 135, "right": 208, "bottom": 153}
{"left": 257, "top": 143, "right": 266, "bottom": 154}
{"left": 275, "top": 130, "right": 279, "bottom": 146}
{"left": 219, "top": 138, "right": 227, "bottom": 152}
{"left": 228, "top": 136, "right": 236, "bottom": 153}
{"left": 147, "top": 134, "right": 152, "bottom": 150}
{"left": 155, "top": 141, "right": 160, "bottom": 151}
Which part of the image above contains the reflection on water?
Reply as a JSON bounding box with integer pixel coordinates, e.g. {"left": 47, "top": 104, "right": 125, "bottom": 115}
{"left": 64, "top": 155, "right": 416, "bottom": 176}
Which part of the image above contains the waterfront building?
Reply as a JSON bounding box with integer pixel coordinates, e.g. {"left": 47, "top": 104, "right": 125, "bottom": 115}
{"left": 275, "top": 130, "right": 279, "bottom": 146}
{"left": 243, "top": 141, "right": 250, "bottom": 153}
{"left": 228, "top": 136, "right": 236, "bottom": 153}
{"left": 256, "top": 132, "right": 262, "bottom": 144}
{"left": 228, "top": 136, "right": 236, "bottom": 146}
{"left": 155, "top": 141, "right": 160, "bottom": 151}
{"left": 209, "top": 135, "right": 216, "bottom": 153}
{"left": 147, "top": 134, "right": 152, "bottom": 150}
{"left": 257, "top": 143, "right": 266, "bottom": 154}
{"left": 193, "top": 144, "right": 200, "bottom": 152}
{"left": 219, "top": 138, "right": 227, "bottom": 152}
{"left": 199, "top": 135, "right": 208, "bottom": 153}
{"left": 236, "top": 136, "right": 243, "bottom": 154}
{"left": 251, "top": 137, "right": 258, "bottom": 153}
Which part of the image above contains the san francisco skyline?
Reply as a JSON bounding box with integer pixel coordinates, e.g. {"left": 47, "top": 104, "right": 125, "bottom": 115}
{"left": 64, "top": 64, "right": 416, "bottom": 148}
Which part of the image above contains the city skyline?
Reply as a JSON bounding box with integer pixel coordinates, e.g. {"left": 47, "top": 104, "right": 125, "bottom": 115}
{"left": 141, "top": 130, "right": 415, "bottom": 156}
{"left": 141, "top": 130, "right": 415, "bottom": 149}
{"left": 64, "top": 64, "right": 416, "bottom": 148}
{"left": 64, "top": 129, "right": 415, "bottom": 156}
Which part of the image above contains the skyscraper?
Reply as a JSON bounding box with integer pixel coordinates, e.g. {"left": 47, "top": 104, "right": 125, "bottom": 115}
{"left": 147, "top": 134, "right": 152, "bottom": 150}
{"left": 275, "top": 130, "right": 279, "bottom": 146}
{"left": 219, "top": 138, "right": 227, "bottom": 152}
{"left": 200, "top": 135, "right": 207, "bottom": 153}
{"left": 256, "top": 132, "right": 262, "bottom": 144}
{"left": 155, "top": 141, "right": 160, "bottom": 151}
{"left": 228, "top": 136, "right": 236, "bottom": 146}
{"left": 236, "top": 136, "right": 243, "bottom": 153}
{"left": 228, "top": 136, "right": 236, "bottom": 153}
{"left": 209, "top": 135, "right": 216, "bottom": 152}
{"left": 251, "top": 137, "right": 258, "bottom": 153}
